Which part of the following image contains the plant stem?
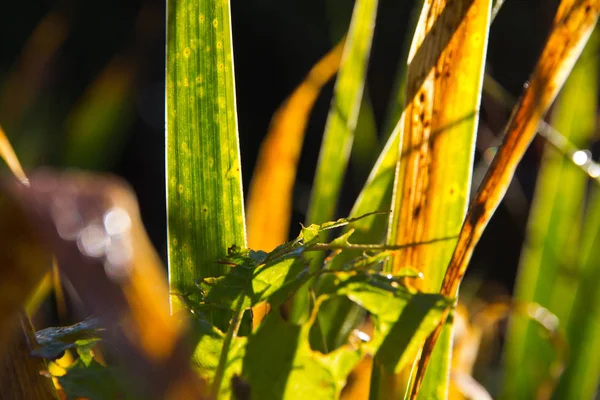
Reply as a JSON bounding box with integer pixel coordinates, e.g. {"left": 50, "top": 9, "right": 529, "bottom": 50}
{"left": 369, "top": 356, "right": 382, "bottom": 400}
{"left": 307, "top": 236, "right": 457, "bottom": 252}
{"left": 211, "top": 295, "right": 245, "bottom": 398}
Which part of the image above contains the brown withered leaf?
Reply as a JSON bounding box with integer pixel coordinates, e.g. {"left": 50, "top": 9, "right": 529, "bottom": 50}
{"left": 442, "top": 0, "right": 600, "bottom": 298}
{"left": 386, "top": 0, "right": 493, "bottom": 397}
{"left": 2, "top": 169, "right": 207, "bottom": 399}
{"left": 246, "top": 40, "right": 344, "bottom": 253}
{"left": 415, "top": 1, "right": 599, "bottom": 397}
{"left": 0, "top": 191, "right": 52, "bottom": 355}
{"left": 0, "top": 313, "right": 58, "bottom": 400}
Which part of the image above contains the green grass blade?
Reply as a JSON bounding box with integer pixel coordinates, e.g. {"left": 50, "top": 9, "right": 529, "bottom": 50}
{"left": 503, "top": 30, "right": 599, "bottom": 400}
{"left": 166, "top": 0, "right": 246, "bottom": 323}
{"left": 381, "top": 0, "right": 424, "bottom": 140}
{"left": 554, "top": 185, "right": 600, "bottom": 399}
{"left": 305, "top": 0, "right": 378, "bottom": 237}
{"left": 64, "top": 58, "right": 137, "bottom": 170}
{"left": 313, "top": 126, "right": 399, "bottom": 351}
{"left": 291, "top": 0, "right": 378, "bottom": 324}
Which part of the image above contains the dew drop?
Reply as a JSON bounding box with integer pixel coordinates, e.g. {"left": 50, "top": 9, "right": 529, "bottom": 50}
{"left": 572, "top": 150, "right": 590, "bottom": 166}
{"left": 354, "top": 330, "right": 370, "bottom": 343}
{"left": 103, "top": 207, "right": 131, "bottom": 237}
{"left": 77, "top": 224, "right": 109, "bottom": 258}
{"left": 588, "top": 163, "right": 600, "bottom": 178}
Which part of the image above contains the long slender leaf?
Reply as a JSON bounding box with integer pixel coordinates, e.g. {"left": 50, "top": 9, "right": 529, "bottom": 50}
{"left": 416, "top": 1, "right": 599, "bottom": 399}
{"left": 292, "top": 0, "right": 379, "bottom": 324}
{"left": 305, "top": 0, "right": 378, "bottom": 246}
{"left": 247, "top": 41, "right": 344, "bottom": 253}
{"left": 246, "top": 42, "right": 343, "bottom": 327}
{"left": 504, "top": 29, "right": 599, "bottom": 399}
{"left": 315, "top": 0, "right": 426, "bottom": 355}
{"left": 554, "top": 186, "right": 600, "bottom": 398}
{"left": 315, "top": 129, "right": 399, "bottom": 352}
{"left": 383, "top": 0, "right": 492, "bottom": 398}
{"left": 166, "top": 0, "right": 246, "bottom": 327}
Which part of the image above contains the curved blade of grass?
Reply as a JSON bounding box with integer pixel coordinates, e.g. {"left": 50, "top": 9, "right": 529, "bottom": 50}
{"left": 382, "top": 0, "right": 492, "bottom": 398}
{"left": 305, "top": 0, "right": 378, "bottom": 248}
{"left": 483, "top": 74, "right": 600, "bottom": 183}
{"left": 247, "top": 41, "right": 344, "bottom": 253}
{"left": 415, "top": 1, "right": 599, "bottom": 398}
{"left": 166, "top": 0, "right": 246, "bottom": 325}
{"left": 504, "top": 29, "right": 599, "bottom": 399}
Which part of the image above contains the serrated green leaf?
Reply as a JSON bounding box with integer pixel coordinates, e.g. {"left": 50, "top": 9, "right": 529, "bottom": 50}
{"left": 193, "top": 250, "right": 450, "bottom": 399}
{"left": 186, "top": 247, "right": 308, "bottom": 314}
{"left": 166, "top": 0, "right": 246, "bottom": 326}
{"left": 190, "top": 319, "right": 247, "bottom": 399}
{"left": 319, "top": 272, "right": 451, "bottom": 371}
{"left": 58, "top": 360, "right": 135, "bottom": 400}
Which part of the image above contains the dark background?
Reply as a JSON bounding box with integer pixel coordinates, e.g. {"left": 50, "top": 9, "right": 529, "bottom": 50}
{"left": 0, "top": 0, "right": 563, "bottom": 294}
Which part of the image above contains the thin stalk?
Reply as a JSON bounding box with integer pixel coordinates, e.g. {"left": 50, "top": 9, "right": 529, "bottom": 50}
{"left": 211, "top": 295, "right": 245, "bottom": 398}
{"left": 307, "top": 236, "right": 457, "bottom": 252}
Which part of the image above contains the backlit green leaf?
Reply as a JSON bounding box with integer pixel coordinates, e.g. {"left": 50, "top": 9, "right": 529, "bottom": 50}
{"left": 57, "top": 359, "right": 134, "bottom": 400}
{"left": 166, "top": 0, "right": 246, "bottom": 325}
{"left": 306, "top": 0, "right": 378, "bottom": 250}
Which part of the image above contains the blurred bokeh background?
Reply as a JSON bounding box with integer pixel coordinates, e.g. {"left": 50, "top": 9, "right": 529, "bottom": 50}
{"left": 0, "top": 0, "right": 569, "bottom": 296}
